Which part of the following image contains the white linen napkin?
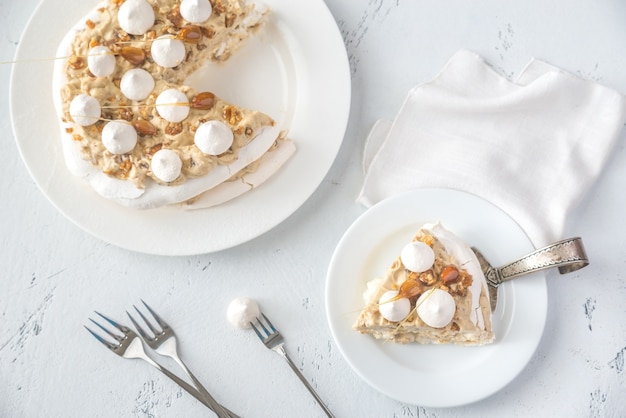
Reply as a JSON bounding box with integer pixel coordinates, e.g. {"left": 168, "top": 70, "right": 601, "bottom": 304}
{"left": 358, "top": 50, "right": 626, "bottom": 246}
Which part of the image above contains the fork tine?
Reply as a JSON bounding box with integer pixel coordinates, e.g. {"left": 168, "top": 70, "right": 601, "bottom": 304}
{"left": 84, "top": 325, "right": 118, "bottom": 350}
{"left": 140, "top": 299, "right": 169, "bottom": 330}
{"left": 257, "top": 316, "right": 273, "bottom": 336}
{"left": 260, "top": 313, "right": 277, "bottom": 333}
{"left": 250, "top": 319, "right": 265, "bottom": 340}
{"left": 95, "top": 311, "right": 129, "bottom": 333}
{"left": 126, "top": 311, "right": 150, "bottom": 340}
{"left": 89, "top": 317, "right": 123, "bottom": 342}
{"left": 133, "top": 305, "right": 160, "bottom": 336}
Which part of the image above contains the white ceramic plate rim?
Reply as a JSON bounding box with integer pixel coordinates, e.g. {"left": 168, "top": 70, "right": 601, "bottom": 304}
{"left": 10, "top": 0, "right": 351, "bottom": 255}
{"left": 325, "top": 188, "right": 547, "bottom": 407}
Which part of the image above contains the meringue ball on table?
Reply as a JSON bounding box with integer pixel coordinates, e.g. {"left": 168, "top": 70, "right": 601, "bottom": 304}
{"left": 226, "top": 297, "right": 260, "bottom": 329}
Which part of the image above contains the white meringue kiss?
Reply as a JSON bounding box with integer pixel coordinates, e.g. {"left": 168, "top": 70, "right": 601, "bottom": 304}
{"left": 416, "top": 288, "right": 456, "bottom": 328}
{"left": 120, "top": 68, "right": 155, "bottom": 101}
{"left": 378, "top": 290, "right": 411, "bottom": 322}
{"left": 194, "top": 120, "right": 234, "bottom": 155}
{"left": 155, "top": 88, "right": 190, "bottom": 122}
{"left": 150, "top": 35, "right": 186, "bottom": 68}
{"left": 400, "top": 241, "right": 435, "bottom": 272}
{"left": 118, "top": 0, "right": 155, "bottom": 35}
{"left": 87, "top": 46, "right": 115, "bottom": 77}
{"left": 151, "top": 149, "right": 182, "bottom": 182}
{"left": 101, "top": 121, "right": 137, "bottom": 154}
{"left": 180, "top": 0, "right": 213, "bottom": 24}
{"left": 69, "top": 94, "right": 101, "bottom": 126}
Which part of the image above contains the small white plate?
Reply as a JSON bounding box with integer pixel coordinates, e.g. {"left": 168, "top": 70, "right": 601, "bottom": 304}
{"left": 10, "top": 0, "right": 350, "bottom": 255}
{"left": 325, "top": 188, "right": 547, "bottom": 407}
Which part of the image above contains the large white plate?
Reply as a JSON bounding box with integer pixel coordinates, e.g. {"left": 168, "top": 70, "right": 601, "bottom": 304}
{"left": 10, "top": 0, "right": 350, "bottom": 255}
{"left": 326, "top": 188, "right": 547, "bottom": 407}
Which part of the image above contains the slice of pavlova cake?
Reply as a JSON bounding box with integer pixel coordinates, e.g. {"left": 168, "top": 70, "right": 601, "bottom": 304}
{"left": 353, "top": 222, "right": 494, "bottom": 345}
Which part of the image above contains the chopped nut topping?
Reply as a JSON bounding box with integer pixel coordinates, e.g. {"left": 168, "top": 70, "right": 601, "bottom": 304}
{"left": 133, "top": 119, "right": 157, "bottom": 136}
{"left": 191, "top": 92, "right": 216, "bottom": 110}
{"left": 223, "top": 105, "right": 242, "bottom": 125}
{"left": 225, "top": 13, "right": 236, "bottom": 28}
{"left": 165, "top": 122, "right": 183, "bottom": 136}
{"left": 120, "top": 47, "right": 146, "bottom": 66}
{"left": 178, "top": 25, "right": 203, "bottom": 43}
{"left": 417, "top": 270, "right": 437, "bottom": 286}
{"left": 145, "top": 143, "right": 163, "bottom": 157}
{"left": 68, "top": 56, "right": 85, "bottom": 70}
{"left": 119, "top": 159, "right": 133, "bottom": 177}
{"left": 118, "top": 107, "right": 134, "bottom": 122}
{"left": 167, "top": 5, "right": 184, "bottom": 27}
{"left": 202, "top": 27, "right": 216, "bottom": 39}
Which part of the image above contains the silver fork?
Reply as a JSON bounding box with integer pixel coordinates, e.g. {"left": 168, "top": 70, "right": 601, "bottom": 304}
{"left": 126, "top": 300, "right": 236, "bottom": 418}
{"left": 85, "top": 312, "right": 224, "bottom": 415}
{"left": 251, "top": 313, "right": 334, "bottom": 418}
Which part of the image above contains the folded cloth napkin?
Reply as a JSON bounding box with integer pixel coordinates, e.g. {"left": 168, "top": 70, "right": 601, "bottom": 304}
{"left": 358, "top": 50, "right": 626, "bottom": 246}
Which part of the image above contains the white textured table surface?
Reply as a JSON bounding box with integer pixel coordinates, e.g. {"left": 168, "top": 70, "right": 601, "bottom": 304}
{"left": 2, "top": 1, "right": 626, "bottom": 417}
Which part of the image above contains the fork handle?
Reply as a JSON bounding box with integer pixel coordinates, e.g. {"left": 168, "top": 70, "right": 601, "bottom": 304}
{"left": 494, "top": 237, "right": 589, "bottom": 284}
{"left": 276, "top": 346, "right": 335, "bottom": 418}
{"left": 175, "top": 357, "right": 240, "bottom": 418}
{"left": 149, "top": 359, "right": 233, "bottom": 417}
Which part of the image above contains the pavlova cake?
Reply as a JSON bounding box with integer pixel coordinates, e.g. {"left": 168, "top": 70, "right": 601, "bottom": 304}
{"left": 52, "top": 0, "right": 294, "bottom": 209}
{"left": 353, "top": 222, "right": 494, "bottom": 345}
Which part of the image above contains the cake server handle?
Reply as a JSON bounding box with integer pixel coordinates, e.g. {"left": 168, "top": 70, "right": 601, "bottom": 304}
{"left": 472, "top": 237, "right": 589, "bottom": 311}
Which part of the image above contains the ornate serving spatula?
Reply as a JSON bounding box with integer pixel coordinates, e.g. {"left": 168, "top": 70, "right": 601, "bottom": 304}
{"left": 471, "top": 237, "right": 589, "bottom": 311}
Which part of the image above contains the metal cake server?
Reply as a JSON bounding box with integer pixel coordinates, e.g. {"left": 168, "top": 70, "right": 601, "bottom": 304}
{"left": 471, "top": 237, "right": 589, "bottom": 311}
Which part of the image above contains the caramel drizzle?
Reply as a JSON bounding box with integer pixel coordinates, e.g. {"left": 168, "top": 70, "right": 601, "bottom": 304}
{"left": 1, "top": 24, "right": 205, "bottom": 65}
